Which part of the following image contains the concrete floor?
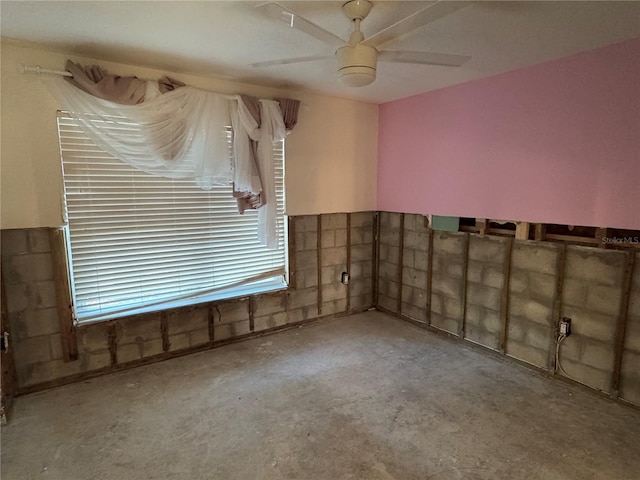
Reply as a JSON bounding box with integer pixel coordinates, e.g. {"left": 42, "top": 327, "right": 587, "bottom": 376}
{"left": 2, "top": 311, "right": 639, "bottom": 480}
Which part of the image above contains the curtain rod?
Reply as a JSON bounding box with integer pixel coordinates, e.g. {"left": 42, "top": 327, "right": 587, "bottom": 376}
{"left": 19, "top": 64, "right": 240, "bottom": 101}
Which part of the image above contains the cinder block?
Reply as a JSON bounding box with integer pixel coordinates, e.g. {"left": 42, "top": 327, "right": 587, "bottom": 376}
{"left": 433, "top": 232, "right": 465, "bottom": 255}
{"left": 350, "top": 212, "right": 374, "bottom": 229}
{"left": 402, "top": 267, "right": 427, "bottom": 290}
{"left": 7, "top": 253, "right": 53, "bottom": 283}
{"left": 404, "top": 231, "right": 428, "bottom": 251}
{"left": 483, "top": 267, "right": 504, "bottom": 290}
{"left": 585, "top": 285, "right": 622, "bottom": 316}
{"left": 322, "top": 298, "right": 347, "bottom": 316}
{"left": 287, "top": 287, "right": 317, "bottom": 309}
{"left": 431, "top": 275, "right": 463, "bottom": 300}
{"left": 507, "top": 320, "right": 525, "bottom": 342}
{"left": 296, "top": 250, "right": 317, "bottom": 270}
{"left": 512, "top": 242, "right": 558, "bottom": 275}
{"left": 565, "top": 247, "right": 625, "bottom": 287}
{"left": 431, "top": 314, "right": 459, "bottom": 335}
{"left": 321, "top": 213, "right": 347, "bottom": 230}
{"left": 321, "top": 265, "right": 342, "bottom": 285}
{"left": 402, "top": 248, "right": 415, "bottom": 268}
{"left": 465, "top": 327, "right": 499, "bottom": 351}
{"left": 82, "top": 349, "right": 111, "bottom": 371}
{"left": 216, "top": 300, "right": 250, "bottom": 325}
{"left": 524, "top": 324, "right": 552, "bottom": 350}
{"left": 581, "top": 340, "right": 614, "bottom": 371}
{"left": 467, "top": 264, "right": 483, "bottom": 284}
{"left": 624, "top": 319, "right": 640, "bottom": 353}
{"left": 620, "top": 350, "right": 640, "bottom": 405}
{"left": 295, "top": 215, "right": 318, "bottom": 233}
{"left": 506, "top": 341, "right": 547, "bottom": 368}
{"left": 118, "top": 338, "right": 163, "bottom": 363}
{"left": 120, "top": 315, "right": 162, "bottom": 341}
{"left": 254, "top": 312, "right": 288, "bottom": 331}
{"left": 322, "top": 282, "right": 347, "bottom": 302}
{"left": 468, "top": 236, "right": 506, "bottom": 263}
{"left": 28, "top": 229, "right": 51, "bottom": 253}
{"left": 402, "top": 302, "right": 427, "bottom": 322}
{"left": 286, "top": 305, "right": 316, "bottom": 323}
{"left": 523, "top": 299, "right": 552, "bottom": 325}
{"left": 21, "top": 307, "right": 60, "bottom": 338}
{"left": 380, "top": 212, "right": 401, "bottom": 229}
{"left": 190, "top": 328, "right": 210, "bottom": 346}
{"left": 446, "top": 263, "right": 464, "bottom": 278}
{"left": 13, "top": 335, "right": 53, "bottom": 365}
{"left": 430, "top": 293, "right": 443, "bottom": 315}
{"left": 254, "top": 293, "right": 286, "bottom": 317}
{"left": 444, "top": 296, "right": 462, "bottom": 319}
{"left": 169, "top": 333, "right": 190, "bottom": 351}
{"left": 321, "top": 230, "right": 335, "bottom": 248}
{"left": 414, "top": 250, "right": 428, "bottom": 270}
{"left": 1, "top": 229, "right": 29, "bottom": 256}
{"left": 527, "top": 271, "right": 556, "bottom": 300}
{"left": 303, "top": 268, "right": 319, "bottom": 288}
{"left": 335, "top": 229, "right": 347, "bottom": 247}
{"left": 295, "top": 231, "right": 317, "bottom": 252}
{"left": 379, "top": 261, "right": 399, "bottom": 282}
{"left": 562, "top": 307, "right": 617, "bottom": 343}
{"left": 509, "top": 271, "right": 529, "bottom": 293}
{"left": 79, "top": 323, "right": 109, "bottom": 352}
{"left": 32, "top": 280, "right": 57, "bottom": 309}
{"left": 467, "top": 283, "right": 501, "bottom": 311}
{"left": 465, "top": 303, "right": 482, "bottom": 327}
{"left": 378, "top": 294, "right": 397, "bottom": 313}
{"left": 559, "top": 358, "right": 610, "bottom": 392}
{"left": 168, "top": 306, "right": 208, "bottom": 334}
{"left": 4, "top": 284, "right": 30, "bottom": 313}
{"left": 482, "top": 309, "right": 503, "bottom": 334}
{"left": 321, "top": 247, "right": 347, "bottom": 267}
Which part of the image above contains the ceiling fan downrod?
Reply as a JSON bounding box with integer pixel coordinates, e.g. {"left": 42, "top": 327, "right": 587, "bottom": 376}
{"left": 337, "top": 0, "right": 377, "bottom": 87}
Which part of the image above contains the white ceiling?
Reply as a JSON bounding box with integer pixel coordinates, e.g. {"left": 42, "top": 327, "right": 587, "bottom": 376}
{"left": 2, "top": 1, "right": 639, "bottom": 103}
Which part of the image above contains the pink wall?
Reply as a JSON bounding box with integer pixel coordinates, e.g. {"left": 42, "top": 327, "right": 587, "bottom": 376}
{"left": 377, "top": 38, "right": 640, "bottom": 230}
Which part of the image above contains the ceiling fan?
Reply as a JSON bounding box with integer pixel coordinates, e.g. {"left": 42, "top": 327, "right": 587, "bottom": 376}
{"left": 254, "top": 0, "right": 472, "bottom": 87}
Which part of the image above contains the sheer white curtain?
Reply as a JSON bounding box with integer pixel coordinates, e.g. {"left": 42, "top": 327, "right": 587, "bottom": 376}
{"left": 45, "top": 77, "right": 233, "bottom": 188}
{"left": 231, "top": 97, "right": 286, "bottom": 248}
{"left": 45, "top": 76, "right": 286, "bottom": 247}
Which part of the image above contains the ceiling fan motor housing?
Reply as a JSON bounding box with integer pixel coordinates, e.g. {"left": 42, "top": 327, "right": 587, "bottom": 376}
{"left": 336, "top": 43, "right": 377, "bottom": 87}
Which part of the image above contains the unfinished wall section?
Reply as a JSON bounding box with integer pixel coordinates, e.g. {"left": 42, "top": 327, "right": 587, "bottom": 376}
{"left": 621, "top": 252, "right": 640, "bottom": 405}
{"left": 466, "top": 236, "right": 509, "bottom": 351}
{"left": 400, "top": 214, "right": 430, "bottom": 322}
{"left": 374, "top": 221, "right": 640, "bottom": 408}
{"left": 349, "top": 212, "right": 375, "bottom": 311}
{"left": 319, "top": 214, "right": 348, "bottom": 316}
{"left": 1, "top": 213, "right": 375, "bottom": 392}
{"left": 377, "top": 212, "right": 402, "bottom": 313}
{"left": 430, "top": 232, "right": 466, "bottom": 335}
{"left": 506, "top": 242, "right": 559, "bottom": 368}
{"left": 559, "top": 246, "right": 626, "bottom": 392}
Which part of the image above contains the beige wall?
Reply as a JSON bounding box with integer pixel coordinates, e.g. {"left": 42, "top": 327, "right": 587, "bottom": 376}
{"left": 0, "top": 41, "right": 378, "bottom": 229}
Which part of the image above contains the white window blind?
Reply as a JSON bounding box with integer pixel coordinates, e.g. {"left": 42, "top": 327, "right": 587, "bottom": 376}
{"left": 57, "top": 112, "right": 286, "bottom": 324}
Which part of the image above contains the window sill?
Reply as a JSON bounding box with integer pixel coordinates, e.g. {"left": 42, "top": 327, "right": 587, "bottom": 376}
{"left": 75, "top": 280, "right": 288, "bottom": 326}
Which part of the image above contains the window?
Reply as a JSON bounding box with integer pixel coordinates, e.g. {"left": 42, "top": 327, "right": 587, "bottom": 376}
{"left": 57, "top": 112, "right": 287, "bottom": 324}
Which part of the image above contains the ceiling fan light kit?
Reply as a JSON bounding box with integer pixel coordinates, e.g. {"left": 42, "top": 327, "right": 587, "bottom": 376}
{"left": 256, "top": 0, "right": 471, "bottom": 88}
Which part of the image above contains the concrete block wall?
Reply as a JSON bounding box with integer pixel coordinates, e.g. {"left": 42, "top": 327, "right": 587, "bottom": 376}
{"left": 506, "top": 242, "right": 559, "bottom": 368}
{"left": 400, "top": 214, "right": 430, "bottom": 322}
{"left": 377, "top": 212, "right": 402, "bottom": 312}
{"left": 1, "top": 213, "right": 376, "bottom": 391}
{"left": 350, "top": 212, "right": 375, "bottom": 311}
{"left": 621, "top": 252, "right": 640, "bottom": 405}
{"left": 430, "top": 232, "right": 466, "bottom": 335}
{"left": 320, "top": 214, "right": 348, "bottom": 316}
{"left": 374, "top": 214, "right": 640, "bottom": 407}
{"left": 560, "top": 246, "right": 626, "bottom": 392}
{"left": 466, "top": 235, "right": 509, "bottom": 351}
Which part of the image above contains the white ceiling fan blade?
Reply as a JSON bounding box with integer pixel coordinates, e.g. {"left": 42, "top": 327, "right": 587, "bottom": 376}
{"left": 251, "top": 55, "right": 331, "bottom": 68}
{"left": 378, "top": 50, "right": 470, "bottom": 67}
{"left": 363, "top": 1, "right": 472, "bottom": 49}
{"left": 255, "top": 2, "right": 345, "bottom": 49}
